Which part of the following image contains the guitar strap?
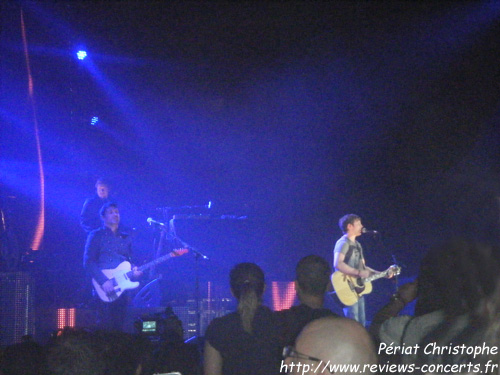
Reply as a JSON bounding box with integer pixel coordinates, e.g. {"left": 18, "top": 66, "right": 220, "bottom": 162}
{"left": 359, "top": 245, "right": 366, "bottom": 270}
{"left": 344, "top": 245, "right": 354, "bottom": 264}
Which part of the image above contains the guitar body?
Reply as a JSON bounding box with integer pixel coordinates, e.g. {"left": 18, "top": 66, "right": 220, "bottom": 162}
{"left": 359, "top": 280, "right": 372, "bottom": 297}
{"left": 331, "top": 265, "right": 400, "bottom": 306}
{"left": 92, "top": 261, "right": 140, "bottom": 303}
{"left": 331, "top": 271, "right": 372, "bottom": 306}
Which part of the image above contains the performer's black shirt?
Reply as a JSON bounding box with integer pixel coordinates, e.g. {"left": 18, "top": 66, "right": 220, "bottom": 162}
{"left": 83, "top": 226, "right": 132, "bottom": 285}
{"left": 80, "top": 195, "right": 110, "bottom": 233}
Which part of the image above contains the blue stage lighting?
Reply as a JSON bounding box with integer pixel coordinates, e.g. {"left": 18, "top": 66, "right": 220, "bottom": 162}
{"left": 76, "top": 50, "right": 87, "bottom": 60}
{"left": 90, "top": 116, "right": 99, "bottom": 126}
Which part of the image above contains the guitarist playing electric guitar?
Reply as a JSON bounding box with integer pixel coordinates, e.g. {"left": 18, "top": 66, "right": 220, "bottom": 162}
{"left": 332, "top": 214, "right": 394, "bottom": 327}
{"left": 84, "top": 202, "right": 143, "bottom": 331}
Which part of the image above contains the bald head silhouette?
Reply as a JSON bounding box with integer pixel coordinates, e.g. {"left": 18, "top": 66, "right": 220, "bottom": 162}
{"left": 286, "top": 316, "right": 378, "bottom": 374}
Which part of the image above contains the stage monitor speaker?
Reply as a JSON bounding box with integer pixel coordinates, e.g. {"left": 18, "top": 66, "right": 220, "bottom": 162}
{"left": 0, "top": 272, "right": 35, "bottom": 345}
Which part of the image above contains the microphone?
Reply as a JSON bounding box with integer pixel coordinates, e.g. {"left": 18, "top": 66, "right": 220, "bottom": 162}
{"left": 362, "top": 228, "right": 379, "bottom": 235}
{"left": 147, "top": 217, "right": 166, "bottom": 226}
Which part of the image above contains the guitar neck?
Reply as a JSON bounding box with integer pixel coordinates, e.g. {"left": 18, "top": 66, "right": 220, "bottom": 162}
{"left": 137, "top": 252, "right": 177, "bottom": 272}
{"left": 364, "top": 269, "right": 389, "bottom": 283}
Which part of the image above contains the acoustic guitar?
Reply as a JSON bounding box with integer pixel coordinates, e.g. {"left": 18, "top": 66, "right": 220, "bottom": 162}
{"left": 331, "top": 265, "right": 401, "bottom": 306}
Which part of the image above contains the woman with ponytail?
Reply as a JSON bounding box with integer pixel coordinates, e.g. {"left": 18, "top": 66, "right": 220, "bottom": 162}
{"left": 204, "top": 263, "right": 282, "bottom": 375}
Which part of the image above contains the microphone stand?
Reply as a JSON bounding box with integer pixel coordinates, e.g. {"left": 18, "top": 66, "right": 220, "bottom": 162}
{"left": 362, "top": 229, "right": 400, "bottom": 295}
{"left": 168, "top": 219, "right": 209, "bottom": 339}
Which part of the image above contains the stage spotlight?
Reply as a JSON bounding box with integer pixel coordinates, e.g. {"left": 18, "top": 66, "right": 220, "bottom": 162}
{"left": 76, "top": 50, "right": 87, "bottom": 60}
{"left": 90, "top": 116, "right": 99, "bottom": 126}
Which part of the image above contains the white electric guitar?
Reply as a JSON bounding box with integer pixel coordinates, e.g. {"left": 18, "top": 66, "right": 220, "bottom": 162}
{"left": 92, "top": 248, "right": 188, "bottom": 302}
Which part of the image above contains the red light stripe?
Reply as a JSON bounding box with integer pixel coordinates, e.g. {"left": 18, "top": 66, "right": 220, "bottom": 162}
{"left": 20, "top": 9, "right": 45, "bottom": 251}
{"left": 271, "top": 281, "right": 296, "bottom": 311}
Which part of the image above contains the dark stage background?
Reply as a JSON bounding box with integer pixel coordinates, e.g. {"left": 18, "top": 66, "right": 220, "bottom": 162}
{"left": 1, "top": 1, "right": 499, "bottom": 327}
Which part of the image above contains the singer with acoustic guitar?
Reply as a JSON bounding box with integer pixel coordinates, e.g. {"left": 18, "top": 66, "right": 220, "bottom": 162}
{"left": 332, "top": 214, "right": 394, "bottom": 327}
{"left": 83, "top": 202, "right": 143, "bottom": 331}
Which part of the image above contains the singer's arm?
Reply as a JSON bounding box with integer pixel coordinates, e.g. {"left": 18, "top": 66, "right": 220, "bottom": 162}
{"left": 364, "top": 263, "right": 394, "bottom": 278}
{"left": 363, "top": 261, "right": 380, "bottom": 276}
